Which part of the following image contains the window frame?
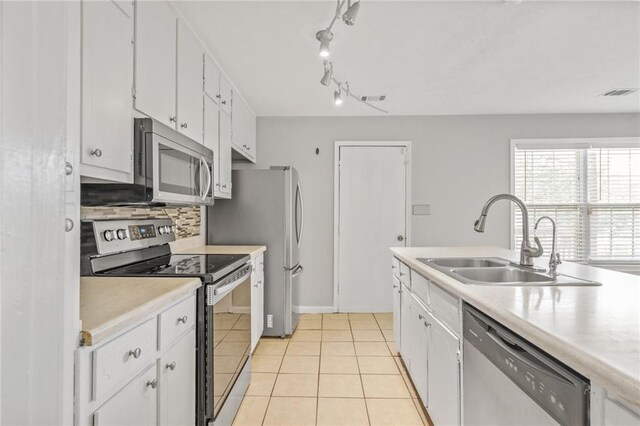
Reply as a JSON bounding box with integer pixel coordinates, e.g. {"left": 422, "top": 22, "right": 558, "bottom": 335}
{"left": 510, "top": 137, "right": 640, "bottom": 270}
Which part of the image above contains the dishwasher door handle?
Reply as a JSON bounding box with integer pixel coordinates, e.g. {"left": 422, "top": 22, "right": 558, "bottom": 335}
{"left": 485, "top": 328, "right": 573, "bottom": 385}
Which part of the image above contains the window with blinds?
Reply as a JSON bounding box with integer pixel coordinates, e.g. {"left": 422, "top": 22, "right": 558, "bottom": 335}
{"left": 512, "top": 140, "right": 640, "bottom": 266}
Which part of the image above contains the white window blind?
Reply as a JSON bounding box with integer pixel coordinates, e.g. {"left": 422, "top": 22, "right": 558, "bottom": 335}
{"left": 513, "top": 141, "right": 640, "bottom": 266}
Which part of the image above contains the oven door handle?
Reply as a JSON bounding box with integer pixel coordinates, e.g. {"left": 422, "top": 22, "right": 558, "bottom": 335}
{"left": 206, "top": 264, "right": 252, "bottom": 305}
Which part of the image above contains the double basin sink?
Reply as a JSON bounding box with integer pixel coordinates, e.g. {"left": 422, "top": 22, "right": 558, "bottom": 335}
{"left": 417, "top": 257, "right": 601, "bottom": 286}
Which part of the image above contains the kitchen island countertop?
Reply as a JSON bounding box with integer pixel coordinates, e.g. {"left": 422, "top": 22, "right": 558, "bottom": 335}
{"left": 391, "top": 246, "right": 640, "bottom": 408}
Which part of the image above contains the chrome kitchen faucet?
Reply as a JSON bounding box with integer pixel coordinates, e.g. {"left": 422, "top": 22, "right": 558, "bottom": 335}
{"left": 474, "top": 194, "right": 544, "bottom": 267}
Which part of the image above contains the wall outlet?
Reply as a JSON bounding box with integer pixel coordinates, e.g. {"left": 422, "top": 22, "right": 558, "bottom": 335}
{"left": 267, "top": 314, "right": 273, "bottom": 328}
{"left": 413, "top": 204, "right": 431, "bottom": 215}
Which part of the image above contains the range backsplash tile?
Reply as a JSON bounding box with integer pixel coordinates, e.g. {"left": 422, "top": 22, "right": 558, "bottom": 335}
{"left": 81, "top": 206, "right": 201, "bottom": 239}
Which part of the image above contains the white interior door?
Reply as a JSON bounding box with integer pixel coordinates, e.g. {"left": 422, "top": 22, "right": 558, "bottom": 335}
{"left": 337, "top": 145, "right": 408, "bottom": 312}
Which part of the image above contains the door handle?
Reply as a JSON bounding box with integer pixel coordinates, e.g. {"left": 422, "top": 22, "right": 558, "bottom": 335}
{"left": 292, "top": 264, "right": 304, "bottom": 278}
{"left": 200, "top": 157, "right": 212, "bottom": 200}
{"left": 295, "top": 182, "right": 304, "bottom": 247}
{"left": 397, "top": 235, "right": 404, "bottom": 242}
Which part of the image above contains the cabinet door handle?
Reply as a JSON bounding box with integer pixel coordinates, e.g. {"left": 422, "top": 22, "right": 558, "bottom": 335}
{"left": 418, "top": 314, "right": 425, "bottom": 320}
{"left": 222, "top": 184, "right": 227, "bottom": 189}
{"left": 65, "top": 218, "right": 74, "bottom": 232}
{"left": 166, "top": 361, "right": 177, "bottom": 371}
{"left": 424, "top": 321, "right": 431, "bottom": 328}
{"left": 216, "top": 94, "right": 221, "bottom": 99}
{"left": 177, "top": 315, "right": 188, "bottom": 324}
{"left": 392, "top": 284, "right": 398, "bottom": 289}
{"left": 146, "top": 379, "right": 158, "bottom": 389}
{"left": 180, "top": 122, "right": 188, "bottom": 129}
{"left": 221, "top": 100, "right": 227, "bottom": 105}
{"left": 169, "top": 116, "right": 177, "bottom": 123}
{"left": 65, "top": 162, "right": 73, "bottom": 175}
{"left": 90, "top": 148, "right": 102, "bottom": 157}
{"left": 129, "top": 347, "right": 142, "bottom": 359}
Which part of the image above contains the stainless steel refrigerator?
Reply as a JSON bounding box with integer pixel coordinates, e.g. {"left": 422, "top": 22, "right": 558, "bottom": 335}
{"left": 207, "top": 167, "right": 304, "bottom": 337}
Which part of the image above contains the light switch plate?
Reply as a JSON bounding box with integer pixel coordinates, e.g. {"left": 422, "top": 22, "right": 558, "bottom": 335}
{"left": 413, "top": 204, "right": 431, "bottom": 215}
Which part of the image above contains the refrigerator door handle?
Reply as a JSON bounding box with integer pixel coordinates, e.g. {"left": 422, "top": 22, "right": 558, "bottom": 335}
{"left": 295, "top": 181, "right": 304, "bottom": 248}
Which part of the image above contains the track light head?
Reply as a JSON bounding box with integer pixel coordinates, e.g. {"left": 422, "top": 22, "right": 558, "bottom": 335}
{"left": 320, "top": 62, "right": 332, "bottom": 86}
{"left": 342, "top": 1, "right": 360, "bottom": 26}
{"left": 334, "top": 88, "right": 344, "bottom": 106}
{"left": 316, "top": 30, "right": 333, "bottom": 58}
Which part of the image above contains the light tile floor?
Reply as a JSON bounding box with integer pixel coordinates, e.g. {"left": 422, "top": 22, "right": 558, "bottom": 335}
{"left": 232, "top": 313, "right": 433, "bottom": 426}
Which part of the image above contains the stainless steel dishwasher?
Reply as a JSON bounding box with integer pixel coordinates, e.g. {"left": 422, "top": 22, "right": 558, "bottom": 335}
{"left": 463, "top": 305, "right": 589, "bottom": 426}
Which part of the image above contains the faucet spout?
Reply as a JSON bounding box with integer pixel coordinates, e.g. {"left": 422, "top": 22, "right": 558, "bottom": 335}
{"left": 535, "top": 216, "right": 562, "bottom": 276}
{"left": 474, "top": 193, "right": 544, "bottom": 267}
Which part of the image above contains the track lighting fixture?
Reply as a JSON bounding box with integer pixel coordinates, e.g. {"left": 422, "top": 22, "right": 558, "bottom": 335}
{"left": 315, "top": 1, "right": 388, "bottom": 113}
{"left": 320, "top": 62, "right": 333, "bottom": 86}
{"left": 342, "top": 1, "right": 360, "bottom": 26}
{"left": 317, "top": 30, "right": 333, "bottom": 58}
{"left": 334, "top": 88, "right": 344, "bottom": 106}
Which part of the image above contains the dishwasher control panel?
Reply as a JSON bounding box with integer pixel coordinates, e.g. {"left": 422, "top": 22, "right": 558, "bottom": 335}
{"left": 464, "top": 306, "right": 589, "bottom": 425}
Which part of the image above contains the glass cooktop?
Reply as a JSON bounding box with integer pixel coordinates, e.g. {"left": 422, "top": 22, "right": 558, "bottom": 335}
{"left": 99, "top": 253, "right": 250, "bottom": 283}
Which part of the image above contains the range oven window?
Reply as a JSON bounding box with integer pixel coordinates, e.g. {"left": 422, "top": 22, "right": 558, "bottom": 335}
{"left": 210, "top": 278, "right": 252, "bottom": 419}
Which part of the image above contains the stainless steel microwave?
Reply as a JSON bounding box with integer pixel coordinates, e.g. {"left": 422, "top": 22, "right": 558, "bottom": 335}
{"left": 81, "top": 118, "right": 214, "bottom": 207}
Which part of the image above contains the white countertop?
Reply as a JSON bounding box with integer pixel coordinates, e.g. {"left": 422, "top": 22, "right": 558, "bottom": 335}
{"left": 390, "top": 246, "right": 640, "bottom": 407}
{"left": 176, "top": 245, "right": 266, "bottom": 258}
{"left": 80, "top": 276, "right": 202, "bottom": 346}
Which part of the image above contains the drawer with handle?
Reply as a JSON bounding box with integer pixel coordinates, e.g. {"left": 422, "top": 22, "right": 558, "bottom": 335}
{"left": 159, "top": 295, "right": 196, "bottom": 349}
{"left": 92, "top": 318, "right": 157, "bottom": 401}
{"left": 399, "top": 262, "right": 411, "bottom": 289}
{"left": 391, "top": 257, "right": 400, "bottom": 278}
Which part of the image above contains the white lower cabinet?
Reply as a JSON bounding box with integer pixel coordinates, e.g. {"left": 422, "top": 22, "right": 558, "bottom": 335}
{"left": 250, "top": 254, "right": 265, "bottom": 352}
{"left": 93, "top": 364, "right": 157, "bottom": 426}
{"left": 76, "top": 293, "right": 197, "bottom": 426}
{"left": 399, "top": 281, "right": 413, "bottom": 367}
{"left": 410, "top": 294, "right": 429, "bottom": 405}
{"left": 392, "top": 275, "right": 402, "bottom": 347}
{"left": 394, "top": 257, "right": 462, "bottom": 425}
{"left": 160, "top": 330, "right": 196, "bottom": 426}
{"left": 427, "top": 310, "right": 461, "bottom": 426}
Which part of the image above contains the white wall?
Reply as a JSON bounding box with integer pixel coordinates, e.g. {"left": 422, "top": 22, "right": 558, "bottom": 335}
{"left": 249, "top": 114, "right": 640, "bottom": 309}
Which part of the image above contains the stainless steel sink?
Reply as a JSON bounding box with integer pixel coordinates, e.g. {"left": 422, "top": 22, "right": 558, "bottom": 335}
{"left": 416, "top": 257, "right": 601, "bottom": 287}
{"left": 452, "top": 267, "right": 554, "bottom": 284}
{"left": 422, "top": 257, "right": 508, "bottom": 268}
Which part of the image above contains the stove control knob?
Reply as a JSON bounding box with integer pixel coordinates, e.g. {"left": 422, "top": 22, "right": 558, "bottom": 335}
{"left": 166, "top": 226, "right": 173, "bottom": 234}
{"left": 158, "top": 226, "right": 167, "bottom": 235}
{"left": 103, "top": 230, "right": 116, "bottom": 242}
{"left": 116, "top": 228, "right": 128, "bottom": 240}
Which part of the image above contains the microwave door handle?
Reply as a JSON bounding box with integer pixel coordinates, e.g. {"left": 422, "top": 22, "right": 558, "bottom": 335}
{"left": 200, "top": 157, "right": 211, "bottom": 201}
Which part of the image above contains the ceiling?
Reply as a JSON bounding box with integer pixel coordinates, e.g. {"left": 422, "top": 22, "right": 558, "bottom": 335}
{"left": 176, "top": 1, "right": 640, "bottom": 116}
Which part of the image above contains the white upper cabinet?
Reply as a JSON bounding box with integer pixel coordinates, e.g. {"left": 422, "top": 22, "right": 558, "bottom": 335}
{"left": 204, "top": 95, "right": 222, "bottom": 198}
{"left": 134, "top": 1, "right": 176, "bottom": 128}
{"left": 245, "top": 107, "right": 257, "bottom": 159}
{"left": 176, "top": 21, "right": 203, "bottom": 144}
{"left": 231, "top": 96, "right": 246, "bottom": 151}
{"left": 219, "top": 75, "right": 233, "bottom": 116}
{"left": 218, "top": 111, "right": 233, "bottom": 198}
{"left": 81, "top": 0, "right": 133, "bottom": 182}
{"left": 231, "top": 95, "right": 257, "bottom": 162}
{"left": 204, "top": 55, "right": 220, "bottom": 103}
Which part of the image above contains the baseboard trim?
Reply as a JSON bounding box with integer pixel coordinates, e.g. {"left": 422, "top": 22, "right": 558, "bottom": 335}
{"left": 294, "top": 306, "right": 335, "bottom": 314}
